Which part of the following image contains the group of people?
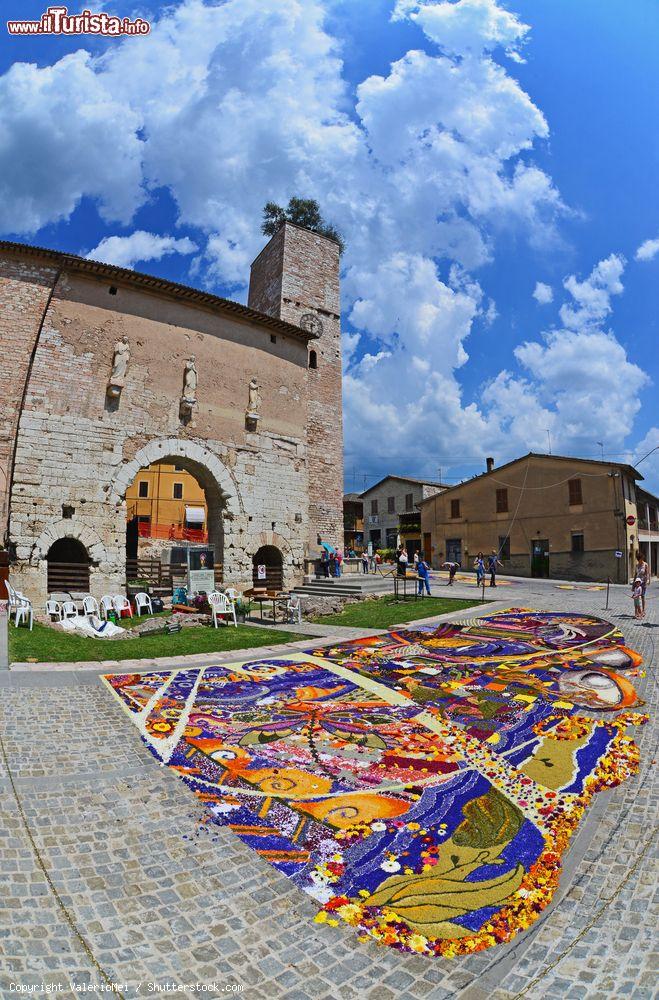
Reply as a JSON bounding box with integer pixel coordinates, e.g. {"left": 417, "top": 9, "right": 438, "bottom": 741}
{"left": 474, "top": 551, "right": 504, "bottom": 587}
{"left": 360, "top": 550, "right": 382, "bottom": 574}
{"left": 632, "top": 550, "right": 650, "bottom": 619}
{"left": 319, "top": 546, "right": 344, "bottom": 577}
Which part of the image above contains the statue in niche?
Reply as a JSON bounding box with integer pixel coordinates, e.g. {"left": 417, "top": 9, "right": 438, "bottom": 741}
{"left": 180, "top": 356, "right": 198, "bottom": 421}
{"left": 245, "top": 377, "right": 262, "bottom": 430}
{"left": 183, "top": 356, "right": 198, "bottom": 401}
{"left": 248, "top": 377, "right": 261, "bottom": 414}
{"left": 107, "top": 334, "right": 130, "bottom": 398}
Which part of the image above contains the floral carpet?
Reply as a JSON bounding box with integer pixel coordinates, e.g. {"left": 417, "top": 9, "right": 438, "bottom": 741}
{"left": 103, "top": 608, "right": 647, "bottom": 958}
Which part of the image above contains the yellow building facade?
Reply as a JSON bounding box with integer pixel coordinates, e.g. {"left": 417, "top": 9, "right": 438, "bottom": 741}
{"left": 126, "top": 463, "right": 208, "bottom": 537}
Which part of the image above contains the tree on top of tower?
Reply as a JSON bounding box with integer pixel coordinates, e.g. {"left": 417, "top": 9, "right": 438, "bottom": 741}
{"left": 261, "top": 197, "right": 345, "bottom": 254}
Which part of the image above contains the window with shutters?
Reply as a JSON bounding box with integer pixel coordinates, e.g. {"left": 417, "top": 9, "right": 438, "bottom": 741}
{"left": 405, "top": 493, "right": 414, "bottom": 511}
{"left": 138, "top": 481, "right": 148, "bottom": 498}
{"left": 496, "top": 488, "right": 508, "bottom": 513}
{"left": 371, "top": 499, "right": 378, "bottom": 515}
{"left": 388, "top": 496, "right": 396, "bottom": 513}
{"left": 173, "top": 482, "right": 183, "bottom": 500}
{"left": 450, "top": 499, "right": 461, "bottom": 519}
{"left": 568, "top": 478, "right": 583, "bottom": 505}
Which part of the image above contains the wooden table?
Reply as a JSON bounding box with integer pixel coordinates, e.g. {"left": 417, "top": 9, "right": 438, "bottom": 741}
{"left": 251, "top": 592, "right": 288, "bottom": 624}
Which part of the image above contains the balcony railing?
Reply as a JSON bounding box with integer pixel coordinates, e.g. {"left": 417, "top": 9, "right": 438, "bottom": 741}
{"left": 137, "top": 521, "right": 208, "bottom": 542}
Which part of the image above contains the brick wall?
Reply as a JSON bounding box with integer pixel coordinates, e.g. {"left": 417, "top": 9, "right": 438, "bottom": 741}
{"left": 5, "top": 254, "right": 314, "bottom": 602}
{"left": 248, "top": 222, "right": 344, "bottom": 551}
{"left": 0, "top": 256, "right": 58, "bottom": 535}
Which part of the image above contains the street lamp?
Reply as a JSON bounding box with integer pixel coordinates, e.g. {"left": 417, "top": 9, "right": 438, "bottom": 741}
{"left": 635, "top": 445, "right": 659, "bottom": 467}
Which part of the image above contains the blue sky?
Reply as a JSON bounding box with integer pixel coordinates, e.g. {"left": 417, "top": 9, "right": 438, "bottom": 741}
{"left": 2, "top": 0, "right": 659, "bottom": 493}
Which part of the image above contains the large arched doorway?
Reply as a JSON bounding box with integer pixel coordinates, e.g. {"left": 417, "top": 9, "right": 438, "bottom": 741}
{"left": 252, "top": 545, "right": 283, "bottom": 590}
{"left": 46, "top": 538, "right": 90, "bottom": 594}
{"left": 124, "top": 456, "right": 225, "bottom": 590}
{"left": 112, "top": 438, "right": 242, "bottom": 594}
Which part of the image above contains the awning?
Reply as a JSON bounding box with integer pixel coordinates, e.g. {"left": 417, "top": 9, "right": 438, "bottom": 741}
{"left": 185, "top": 506, "right": 205, "bottom": 525}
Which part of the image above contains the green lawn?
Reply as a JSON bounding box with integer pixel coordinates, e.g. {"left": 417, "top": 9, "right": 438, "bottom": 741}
{"left": 9, "top": 620, "right": 303, "bottom": 664}
{"left": 310, "top": 595, "right": 483, "bottom": 628}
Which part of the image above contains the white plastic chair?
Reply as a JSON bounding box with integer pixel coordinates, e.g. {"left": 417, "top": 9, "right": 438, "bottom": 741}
{"left": 7, "top": 581, "right": 33, "bottom": 630}
{"left": 284, "top": 594, "right": 302, "bottom": 624}
{"left": 46, "top": 599, "right": 62, "bottom": 621}
{"left": 61, "top": 600, "right": 78, "bottom": 620}
{"left": 134, "top": 592, "right": 153, "bottom": 616}
{"left": 208, "top": 591, "right": 237, "bottom": 628}
{"left": 82, "top": 595, "right": 99, "bottom": 618}
{"left": 100, "top": 595, "right": 115, "bottom": 620}
{"left": 14, "top": 599, "right": 33, "bottom": 630}
{"left": 112, "top": 595, "right": 133, "bottom": 619}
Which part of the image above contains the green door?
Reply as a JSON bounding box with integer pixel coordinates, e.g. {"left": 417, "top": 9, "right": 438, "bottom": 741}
{"left": 531, "top": 539, "right": 550, "bottom": 578}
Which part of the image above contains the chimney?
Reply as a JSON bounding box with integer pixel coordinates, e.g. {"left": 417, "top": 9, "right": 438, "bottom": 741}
{"left": 486, "top": 457, "right": 494, "bottom": 473}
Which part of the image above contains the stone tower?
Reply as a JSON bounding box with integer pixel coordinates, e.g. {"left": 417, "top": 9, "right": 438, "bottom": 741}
{"left": 248, "top": 222, "right": 344, "bottom": 553}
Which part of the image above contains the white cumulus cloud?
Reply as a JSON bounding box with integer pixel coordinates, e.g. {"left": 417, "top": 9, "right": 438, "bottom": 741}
{"left": 0, "top": 0, "right": 650, "bottom": 481}
{"left": 0, "top": 51, "right": 144, "bottom": 234}
{"left": 532, "top": 281, "right": 553, "bottom": 304}
{"left": 86, "top": 231, "right": 197, "bottom": 269}
{"left": 635, "top": 237, "right": 659, "bottom": 262}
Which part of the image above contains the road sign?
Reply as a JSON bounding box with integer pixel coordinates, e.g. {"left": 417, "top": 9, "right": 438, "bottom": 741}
{"left": 615, "top": 550, "right": 623, "bottom": 558}
{"left": 626, "top": 515, "right": 636, "bottom": 526}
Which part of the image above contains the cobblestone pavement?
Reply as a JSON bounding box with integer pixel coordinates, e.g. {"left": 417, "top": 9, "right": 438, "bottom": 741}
{"left": 0, "top": 580, "right": 656, "bottom": 999}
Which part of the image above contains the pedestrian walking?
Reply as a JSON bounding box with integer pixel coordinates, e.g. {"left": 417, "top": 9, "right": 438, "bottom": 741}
{"left": 632, "top": 577, "right": 645, "bottom": 619}
{"left": 329, "top": 550, "right": 336, "bottom": 577}
{"left": 413, "top": 551, "right": 420, "bottom": 568}
{"left": 335, "top": 547, "right": 343, "bottom": 577}
{"left": 474, "top": 551, "right": 485, "bottom": 586}
{"left": 397, "top": 547, "right": 409, "bottom": 577}
{"left": 634, "top": 550, "right": 649, "bottom": 615}
{"left": 487, "top": 550, "right": 503, "bottom": 587}
{"left": 417, "top": 556, "right": 431, "bottom": 596}
{"left": 373, "top": 551, "right": 381, "bottom": 574}
{"left": 361, "top": 551, "right": 369, "bottom": 574}
{"left": 442, "top": 560, "right": 459, "bottom": 585}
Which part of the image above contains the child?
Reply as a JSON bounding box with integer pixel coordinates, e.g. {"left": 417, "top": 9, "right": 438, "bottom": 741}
{"left": 632, "top": 577, "right": 644, "bottom": 619}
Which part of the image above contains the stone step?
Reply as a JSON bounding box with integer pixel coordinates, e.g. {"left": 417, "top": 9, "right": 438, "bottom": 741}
{"left": 293, "top": 585, "right": 363, "bottom": 597}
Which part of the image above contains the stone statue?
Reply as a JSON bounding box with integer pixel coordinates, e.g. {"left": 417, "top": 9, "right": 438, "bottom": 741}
{"left": 247, "top": 377, "right": 261, "bottom": 415}
{"left": 110, "top": 335, "right": 130, "bottom": 383}
{"left": 183, "top": 356, "right": 198, "bottom": 402}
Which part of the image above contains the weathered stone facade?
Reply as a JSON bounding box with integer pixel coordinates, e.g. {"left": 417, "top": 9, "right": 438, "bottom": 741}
{"left": 0, "top": 226, "right": 343, "bottom": 602}
{"left": 249, "top": 223, "right": 344, "bottom": 549}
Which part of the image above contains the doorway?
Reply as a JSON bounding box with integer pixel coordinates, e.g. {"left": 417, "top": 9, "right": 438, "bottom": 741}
{"left": 531, "top": 539, "right": 550, "bottom": 577}
{"left": 252, "top": 545, "right": 283, "bottom": 590}
{"left": 446, "top": 538, "right": 462, "bottom": 565}
{"left": 46, "top": 538, "right": 91, "bottom": 593}
{"left": 423, "top": 533, "right": 432, "bottom": 562}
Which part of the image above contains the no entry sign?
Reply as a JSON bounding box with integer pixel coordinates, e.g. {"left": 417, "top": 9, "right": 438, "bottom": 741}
{"left": 626, "top": 515, "right": 636, "bottom": 526}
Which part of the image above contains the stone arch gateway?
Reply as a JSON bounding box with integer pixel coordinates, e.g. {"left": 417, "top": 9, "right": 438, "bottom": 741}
{"left": 0, "top": 222, "right": 344, "bottom": 602}
{"left": 113, "top": 438, "right": 242, "bottom": 585}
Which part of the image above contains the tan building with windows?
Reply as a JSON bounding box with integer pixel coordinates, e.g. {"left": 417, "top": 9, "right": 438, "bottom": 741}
{"left": 420, "top": 453, "right": 653, "bottom": 583}
{"left": 125, "top": 462, "right": 208, "bottom": 557}
{"left": 362, "top": 476, "right": 446, "bottom": 555}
